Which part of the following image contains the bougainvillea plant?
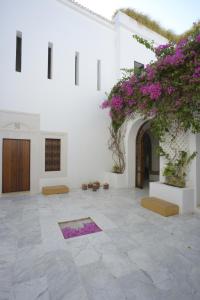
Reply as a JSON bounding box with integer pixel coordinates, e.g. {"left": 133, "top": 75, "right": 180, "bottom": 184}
{"left": 101, "top": 22, "right": 200, "bottom": 174}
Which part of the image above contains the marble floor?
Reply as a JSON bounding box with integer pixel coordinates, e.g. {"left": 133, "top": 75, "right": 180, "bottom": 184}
{"left": 1, "top": 188, "right": 200, "bottom": 300}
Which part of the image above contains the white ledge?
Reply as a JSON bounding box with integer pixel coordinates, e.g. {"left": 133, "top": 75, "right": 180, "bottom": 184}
{"left": 149, "top": 182, "right": 195, "bottom": 214}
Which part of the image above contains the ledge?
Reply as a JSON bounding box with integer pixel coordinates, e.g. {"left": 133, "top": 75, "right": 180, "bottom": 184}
{"left": 149, "top": 182, "right": 195, "bottom": 214}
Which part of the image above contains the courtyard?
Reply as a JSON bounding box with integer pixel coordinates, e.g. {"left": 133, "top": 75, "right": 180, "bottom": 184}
{"left": 1, "top": 188, "right": 200, "bottom": 300}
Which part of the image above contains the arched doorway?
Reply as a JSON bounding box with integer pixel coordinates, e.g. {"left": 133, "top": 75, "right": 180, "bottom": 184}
{"left": 135, "top": 121, "right": 160, "bottom": 189}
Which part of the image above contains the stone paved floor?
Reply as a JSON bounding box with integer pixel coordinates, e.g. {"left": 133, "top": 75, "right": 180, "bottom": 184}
{"left": 1, "top": 188, "right": 200, "bottom": 300}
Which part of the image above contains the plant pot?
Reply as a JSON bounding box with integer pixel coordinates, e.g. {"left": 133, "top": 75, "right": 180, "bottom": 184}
{"left": 103, "top": 183, "right": 109, "bottom": 190}
{"left": 92, "top": 185, "right": 98, "bottom": 191}
{"left": 82, "top": 184, "right": 88, "bottom": 190}
{"left": 93, "top": 181, "right": 100, "bottom": 189}
{"left": 165, "top": 176, "right": 186, "bottom": 188}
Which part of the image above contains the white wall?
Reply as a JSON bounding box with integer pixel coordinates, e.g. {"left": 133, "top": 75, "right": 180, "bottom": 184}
{"left": 0, "top": 0, "right": 167, "bottom": 188}
{"left": 114, "top": 12, "right": 168, "bottom": 78}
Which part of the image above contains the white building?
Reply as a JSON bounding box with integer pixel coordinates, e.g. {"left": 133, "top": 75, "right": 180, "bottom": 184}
{"left": 0, "top": 0, "right": 199, "bottom": 211}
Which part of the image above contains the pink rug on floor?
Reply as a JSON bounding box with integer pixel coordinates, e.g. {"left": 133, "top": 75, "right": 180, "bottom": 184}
{"left": 58, "top": 217, "right": 102, "bottom": 239}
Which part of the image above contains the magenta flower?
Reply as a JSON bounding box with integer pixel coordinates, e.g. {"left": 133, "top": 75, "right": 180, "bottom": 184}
{"left": 167, "top": 86, "right": 175, "bottom": 95}
{"left": 101, "top": 100, "right": 110, "bottom": 109}
{"left": 111, "top": 96, "right": 123, "bottom": 111}
{"left": 155, "top": 44, "right": 170, "bottom": 56}
{"left": 196, "top": 34, "right": 200, "bottom": 42}
{"left": 140, "top": 83, "right": 162, "bottom": 100}
{"left": 193, "top": 66, "right": 200, "bottom": 78}
{"left": 177, "top": 38, "right": 188, "bottom": 49}
{"left": 121, "top": 81, "right": 133, "bottom": 96}
{"left": 146, "top": 65, "right": 156, "bottom": 80}
{"left": 162, "top": 48, "right": 184, "bottom": 66}
{"left": 128, "top": 99, "right": 136, "bottom": 106}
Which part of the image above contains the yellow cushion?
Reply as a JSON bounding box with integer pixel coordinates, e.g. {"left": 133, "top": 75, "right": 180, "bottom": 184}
{"left": 42, "top": 185, "right": 69, "bottom": 195}
{"left": 141, "top": 197, "right": 179, "bottom": 217}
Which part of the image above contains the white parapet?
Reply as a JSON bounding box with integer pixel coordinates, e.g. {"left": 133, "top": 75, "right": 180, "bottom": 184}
{"left": 149, "top": 182, "right": 195, "bottom": 215}
{"left": 104, "top": 172, "right": 127, "bottom": 188}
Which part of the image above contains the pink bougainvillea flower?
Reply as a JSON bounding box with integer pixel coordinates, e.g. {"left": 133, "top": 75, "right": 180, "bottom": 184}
{"left": 111, "top": 95, "right": 123, "bottom": 111}
{"left": 192, "top": 66, "right": 200, "bottom": 78}
{"left": 146, "top": 65, "right": 156, "bottom": 81}
{"left": 101, "top": 100, "right": 110, "bottom": 109}
{"left": 121, "top": 81, "right": 133, "bottom": 96}
{"left": 140, "top": 82, "right": 162, "bottom": 100}
{"left": 196, "top": 34, "right": 200, "bottom": 42}
{"left": 167, "top": 86, "right": 176, "bottom": 95}
{"left": 155, "top": 43, "right": 170, "bottom": 56}
{"left": 177, "top": 38, "right": 188, "bottom": 49}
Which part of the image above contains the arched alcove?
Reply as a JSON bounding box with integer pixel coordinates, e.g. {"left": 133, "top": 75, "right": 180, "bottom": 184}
{"left": 124, "top": 117, "right": 159, "bottom": 188}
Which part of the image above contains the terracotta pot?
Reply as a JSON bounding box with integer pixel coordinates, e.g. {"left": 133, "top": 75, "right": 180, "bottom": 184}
{"left": 93, "top": 181, "right": 100, "bottom": 189}
{"left": 103, "top": 183, "right": 109, "bottom": 190}
{"left": 82, "top": 184, "right": 88, "bottom": 190}
{"left": 92, "top": 184, "right": 98, "bottom": 191}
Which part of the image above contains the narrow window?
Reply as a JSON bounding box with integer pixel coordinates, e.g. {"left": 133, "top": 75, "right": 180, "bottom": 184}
{"left": 15, "top": 31, "right": 22, "bottom": 72}
{"left": 134, "top": 61, "right": 144, "bottom": 77}
{"left": 45, "top": 138, "right": 61, "bottom": 171}
{"left": 97, "top": 59, "right": 101, "bottom": 91}
{"left": 47, "top": 43, "right": 53, "bottom": 79}
{"left": 75, "top": 52, "right": 79, "bottom": 86}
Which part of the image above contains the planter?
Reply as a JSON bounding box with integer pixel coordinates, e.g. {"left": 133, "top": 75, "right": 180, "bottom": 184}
{"left": 103, "top": 183, "right": 109, "bottom": 190}
{"left": 104, "top": 172, "right": 127, "bottom": 188}
{"left": 149, "top": 182, "right": 195, "bottom": 214}
{"left": 93, "top": 181, "right": 100, "bottom": 189}
{"left": 165, "top": 176, "right": 185, "bottom": 188}
{"left": 92, "top": 185, "right": 98, "bottom": 191}
{"left": 82, "top": 184, "right": 88, "bottom": 190}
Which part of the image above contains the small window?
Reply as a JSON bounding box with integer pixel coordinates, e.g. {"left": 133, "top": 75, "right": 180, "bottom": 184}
{"left": 134, "top": 61, "right": 144, "bottom": 76}
{"left": 16, "top": 31, "right": 22, "bottom": 72}
{"left": 45, "top": 138, "right": 61, "bottom": 171}
{"left": 75, "top": 52, "right": 79, "bottom": 86}
{"left": 97, "top": 59, "right": 101, "bottom": 91}
{"left": 47, "top": 43, "right": 53, "bottom": 79}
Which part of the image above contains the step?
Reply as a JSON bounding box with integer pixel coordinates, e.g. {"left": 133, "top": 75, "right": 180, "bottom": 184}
{"left": 141, "top": 197, "right": 179, "bottom": 217}
{"left": 42, "top": 185, "right": 69, "bottom": 195}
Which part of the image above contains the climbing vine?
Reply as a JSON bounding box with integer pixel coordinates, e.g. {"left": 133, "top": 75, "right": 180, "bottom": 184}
{"left": 101, "top": 22, "right": 200, "bottom": 175}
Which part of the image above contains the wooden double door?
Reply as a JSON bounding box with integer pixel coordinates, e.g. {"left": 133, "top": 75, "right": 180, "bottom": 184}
{"left": 2, "top": 139, "right": 30, "bottom": 193}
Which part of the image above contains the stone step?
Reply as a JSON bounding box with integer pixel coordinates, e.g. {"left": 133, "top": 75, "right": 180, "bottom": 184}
{"left": 141, "top": 197, "right": 179, "bottom": 217}
{"left": 42, "top": 185, "right": 69, "bottom": 195}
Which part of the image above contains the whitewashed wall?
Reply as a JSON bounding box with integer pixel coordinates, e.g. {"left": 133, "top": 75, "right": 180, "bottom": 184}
{"left": 0, "top": 0, "right": 167, "bottom": 189}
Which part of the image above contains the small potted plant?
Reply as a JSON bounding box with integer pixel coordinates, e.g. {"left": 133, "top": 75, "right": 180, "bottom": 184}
{"left": 103, "top": 183, "right": 109, "bottom": 190}
{"left": 92, "top": 184, "right": 98, "bottom": 191}
{"left": 93, "top": 181, "right": 100, "bottom": 189}
{"left": 88, "top": 182, "right": 93, "bottom": 189}
{"left": 82, "top": 184, "right": 88, "bottom": 190}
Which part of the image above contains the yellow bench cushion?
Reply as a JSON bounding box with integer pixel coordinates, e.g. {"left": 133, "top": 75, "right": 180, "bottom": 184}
{"left": 42, "top": 185, "right": 69, "bottom": 195}
{"left": 141, "top": 197, "right": 179, "bottom": 217}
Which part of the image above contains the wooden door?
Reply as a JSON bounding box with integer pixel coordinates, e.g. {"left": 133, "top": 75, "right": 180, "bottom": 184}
{"left": 2, "top": 139, "right": 30, "bottom": 193}
{"left": 136, "top": 130, "right": 145, "bottom": 188}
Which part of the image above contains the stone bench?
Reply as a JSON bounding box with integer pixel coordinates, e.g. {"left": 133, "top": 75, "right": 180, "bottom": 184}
{"left": 42, "top": 185, "right": 69, "bottom": 195}
{"left": 141, "top": 197, "right": 179, "bottom": 217}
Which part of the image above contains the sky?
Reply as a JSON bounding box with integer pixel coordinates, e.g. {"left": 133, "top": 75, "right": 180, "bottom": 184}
{"left": 76, "top": 0, "right": 200, "bottom": 34}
